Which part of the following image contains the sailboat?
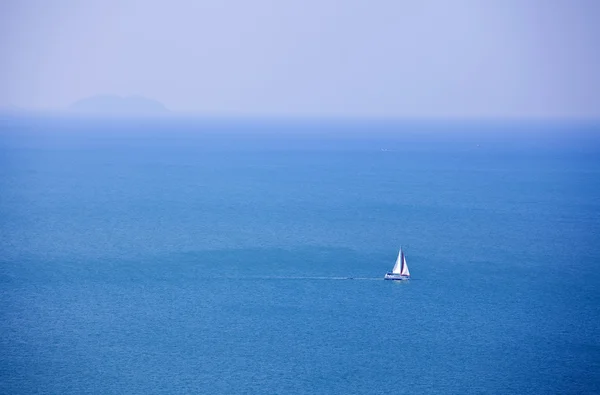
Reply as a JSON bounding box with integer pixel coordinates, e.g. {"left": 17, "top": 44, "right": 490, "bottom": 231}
{"left": 384, "top": 248, "right": 410, "bottom": 280}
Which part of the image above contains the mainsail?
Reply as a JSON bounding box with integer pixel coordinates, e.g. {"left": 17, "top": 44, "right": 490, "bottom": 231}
{"left": 400, "top": 251, "right": 410, "bottom": 276}
{"left": 392, "top": 249, "right": 403, "bottom": 274}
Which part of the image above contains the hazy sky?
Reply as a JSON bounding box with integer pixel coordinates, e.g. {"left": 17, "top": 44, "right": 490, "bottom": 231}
{"left": 1, "top": 0, "right": 599, "bottom": 117}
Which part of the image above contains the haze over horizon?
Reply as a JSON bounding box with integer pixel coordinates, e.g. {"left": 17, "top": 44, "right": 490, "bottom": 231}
{"left": 1, "top": 0, "right": 599, "bottom": 118}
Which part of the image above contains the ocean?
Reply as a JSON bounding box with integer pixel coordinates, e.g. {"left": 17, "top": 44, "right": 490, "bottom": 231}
{"left": 1, "top": 117, "right": 599, "bottom": 394}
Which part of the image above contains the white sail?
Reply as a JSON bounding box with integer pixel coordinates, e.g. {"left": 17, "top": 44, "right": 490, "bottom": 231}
{"left": 400, "top": 252, "right": 410, "bottom": 276}
{"left": 392, "top": 249, "right": 403, "bottom": 274}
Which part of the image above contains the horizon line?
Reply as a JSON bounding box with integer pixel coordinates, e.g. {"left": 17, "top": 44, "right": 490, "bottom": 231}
{"left": 2, "top": 108, "right": 600, "bottom": 124}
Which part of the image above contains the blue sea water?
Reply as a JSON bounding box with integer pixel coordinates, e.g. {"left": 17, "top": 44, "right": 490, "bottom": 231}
{"left": 1, "top": 117, "right": 599, "bottom": 394}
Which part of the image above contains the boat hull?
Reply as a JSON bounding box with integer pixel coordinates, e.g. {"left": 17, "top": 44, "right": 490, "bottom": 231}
{"left": 384, "top": 273, "right": 410, "bottom": 281}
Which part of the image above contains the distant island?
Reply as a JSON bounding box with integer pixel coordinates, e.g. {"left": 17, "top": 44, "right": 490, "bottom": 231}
{"left": 70, "top": 95, "right": 169, "bottom": 115}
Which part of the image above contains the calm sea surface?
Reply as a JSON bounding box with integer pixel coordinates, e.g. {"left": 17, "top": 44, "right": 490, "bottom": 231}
{"left": 1, "top": 118, "right": 599, "bottom": 394}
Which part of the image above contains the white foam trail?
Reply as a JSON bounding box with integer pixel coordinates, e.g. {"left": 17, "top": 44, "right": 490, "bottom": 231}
{"left": 240, "top": 276, "right": 382, "bottom": 281}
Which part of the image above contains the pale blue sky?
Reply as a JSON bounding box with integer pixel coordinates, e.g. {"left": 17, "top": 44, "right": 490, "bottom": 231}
{"left": 1, "top": 0, "right": 599, "bottom": 117}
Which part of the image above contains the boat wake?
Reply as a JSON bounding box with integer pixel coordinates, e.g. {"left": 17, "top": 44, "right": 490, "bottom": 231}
{"left": 240, "top": 276, "right": 382, "bottom": 281}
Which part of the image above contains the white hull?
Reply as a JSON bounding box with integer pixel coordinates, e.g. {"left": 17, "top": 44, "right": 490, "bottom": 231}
{"left": 384, "top": 273, "right": 410, "bottom": 281}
